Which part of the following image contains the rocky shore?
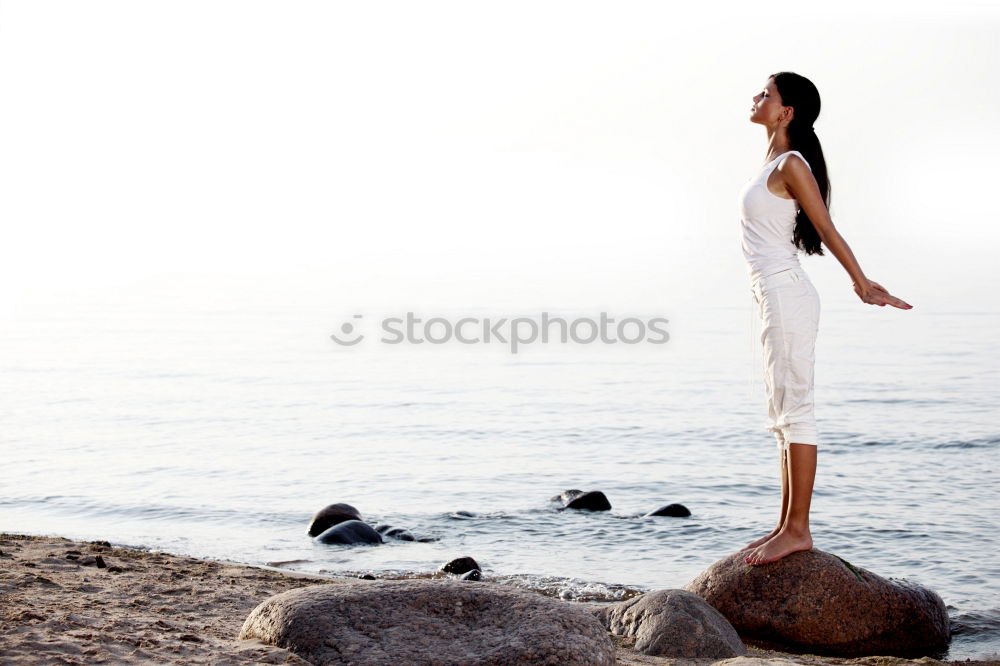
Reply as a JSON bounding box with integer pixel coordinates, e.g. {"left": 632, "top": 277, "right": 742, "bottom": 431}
{"left": 1, "top": 532, "right": 996, "bottom": 665}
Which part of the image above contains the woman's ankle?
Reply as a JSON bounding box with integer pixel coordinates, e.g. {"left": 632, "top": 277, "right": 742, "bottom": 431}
{"left": 781, "top": 524, "right": 811, "bottom": 538}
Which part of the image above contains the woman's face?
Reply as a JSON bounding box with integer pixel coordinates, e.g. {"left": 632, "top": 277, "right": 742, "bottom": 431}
{"left": 750, "top": 78, "right": 788, "bottom": 126}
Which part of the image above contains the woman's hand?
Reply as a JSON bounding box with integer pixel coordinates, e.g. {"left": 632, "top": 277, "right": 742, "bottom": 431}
{"left": 853, "top": 279, "right": 913, "bottom": 309}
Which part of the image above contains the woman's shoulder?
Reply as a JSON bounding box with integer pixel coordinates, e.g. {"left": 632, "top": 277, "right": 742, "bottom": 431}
{"left": 781, "top": 150, "right": 812, "bottom": 171}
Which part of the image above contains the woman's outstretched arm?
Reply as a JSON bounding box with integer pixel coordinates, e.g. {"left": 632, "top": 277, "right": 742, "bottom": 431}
{"left": 779, "top": 156, "right": 913, "bottom": 310}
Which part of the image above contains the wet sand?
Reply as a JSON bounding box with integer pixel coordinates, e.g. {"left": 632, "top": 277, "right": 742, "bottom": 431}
{"left": 1, "top": 532, "right": 995, "bottom": 665}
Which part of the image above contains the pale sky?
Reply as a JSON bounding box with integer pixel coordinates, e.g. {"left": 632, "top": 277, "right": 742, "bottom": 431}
{"left": 1, "top": 0, "right": 997, "bottom": 314}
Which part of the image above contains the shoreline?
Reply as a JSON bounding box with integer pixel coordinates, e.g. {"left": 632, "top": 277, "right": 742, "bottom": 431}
{"left": 1, "top": 532, "right": 996, "bottom": 665}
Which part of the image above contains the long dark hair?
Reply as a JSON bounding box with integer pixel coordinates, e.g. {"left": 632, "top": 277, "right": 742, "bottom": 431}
{"left": 770, "top": 71, "right": 828, "bottom": 256}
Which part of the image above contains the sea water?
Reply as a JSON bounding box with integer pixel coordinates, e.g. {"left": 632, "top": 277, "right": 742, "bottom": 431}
{"left": 1, "top": 288, "right": 997, "bottom": 659}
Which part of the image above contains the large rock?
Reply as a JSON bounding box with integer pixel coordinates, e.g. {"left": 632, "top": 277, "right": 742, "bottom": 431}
{"left": 239, "top": 579, "right": 615, "bottom": 666}
{"left": 683, "top": 549, "right": 950, "bottom": 656}
{"left": 592, "top": 588, "right": 746, "bottom": 658}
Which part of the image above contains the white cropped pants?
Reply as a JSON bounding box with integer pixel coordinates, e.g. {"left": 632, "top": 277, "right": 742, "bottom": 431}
{"left": 750, "top": 267, "right": 820, "bottom": 450}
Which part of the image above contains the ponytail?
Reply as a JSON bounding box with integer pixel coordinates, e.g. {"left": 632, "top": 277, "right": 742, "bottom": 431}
{"left": 771, "top": 72, "right": 829, "bottom": 256}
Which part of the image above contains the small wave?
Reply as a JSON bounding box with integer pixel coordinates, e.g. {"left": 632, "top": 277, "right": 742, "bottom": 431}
{"left": 841, "top": 398, "right": 949, "bottom": 405}
{"left": 2, "top": 495, "right": 306, "bottom": 527}
{"left": 951, "top": 608, "right": 1000, "bottom": 636}
{"left": 933, "top": 436, "right": 1000, "bottom": 450}
{"left": 487, "top": 572, "right": 647, "bottom": 603}
{"left": 320, "top": 568, "right": 647, "bottom": 603}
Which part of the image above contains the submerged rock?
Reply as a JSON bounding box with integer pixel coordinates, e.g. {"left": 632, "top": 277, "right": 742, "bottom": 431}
{"left": 239, "top": 579, "right": 615, "bottom": 665}
{"left": 373, "top": 523, "right": 416, "bottom": 541}
{"left": 551, "top": 489, "right": 586, "bottom": 503}
{"left": 307, "top": 503, "right": 363, "bottom": 537}
{"left": 644, "top": 503, "right": 691, "bottom": 517}
{"left": 551, "top": 489, "right": 612, "bottom": 511}
{"left": 566, "top": 491, "right": 611, "bottom": 511}
{"left": 683, "top": 549, "right": 950, "bottom": 656}
{"left": 439, "top": 556, "right": 480, "bottom": 575}
{"left": 314, "top": 520, "right": 383, "bottom": 545}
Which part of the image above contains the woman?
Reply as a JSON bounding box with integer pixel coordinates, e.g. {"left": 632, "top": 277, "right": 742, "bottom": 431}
{"left": 738, "top": 72, "right": 913, "bottom": 566}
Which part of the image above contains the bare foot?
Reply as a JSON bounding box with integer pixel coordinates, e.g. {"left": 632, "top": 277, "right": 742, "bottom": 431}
{"left": 744, "top": 529, "right": 813, "bottom": 566}
{"left": 739, "top": 528, "right": 781, "bottom": 552}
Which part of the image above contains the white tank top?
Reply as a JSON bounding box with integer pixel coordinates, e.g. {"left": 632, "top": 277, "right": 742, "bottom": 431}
{"left": 738, "top": 150, "right": 812, "bottom": 283}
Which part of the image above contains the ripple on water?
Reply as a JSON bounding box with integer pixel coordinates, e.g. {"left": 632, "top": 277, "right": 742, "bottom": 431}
{"left": 948, "top": 608, "right": 1000, "bottom": 660}
{"left": 933, "top": 437, "right": 1000, "bottom": 449}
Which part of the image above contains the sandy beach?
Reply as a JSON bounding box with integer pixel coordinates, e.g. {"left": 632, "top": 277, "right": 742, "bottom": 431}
{"left": 1, "top": 532, "right": 996, "bottom": 665}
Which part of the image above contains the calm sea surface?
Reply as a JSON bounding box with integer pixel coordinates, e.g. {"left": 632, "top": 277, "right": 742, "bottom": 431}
{"left": 2, "top": 293, "right": 998, "bottom": 659}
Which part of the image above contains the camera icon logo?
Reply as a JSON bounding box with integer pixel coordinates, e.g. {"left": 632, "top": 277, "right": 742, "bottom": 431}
{"left": 330, "top": 314, "right": 364, "bottom": 346}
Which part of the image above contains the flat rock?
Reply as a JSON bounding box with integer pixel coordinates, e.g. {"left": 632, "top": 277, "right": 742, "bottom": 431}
{"left": 592, "top": 588, "right": 746, "bottom": 658}
{"left": 239, "top": 579, "right": 616, "bottom": 666}
{"left": 684, "top": 549, "right": 950, "bottom": 656}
